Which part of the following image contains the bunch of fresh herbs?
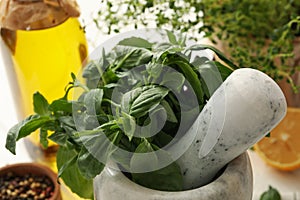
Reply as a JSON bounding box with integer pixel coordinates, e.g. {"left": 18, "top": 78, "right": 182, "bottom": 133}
{"left": 5, "top": 31, "right": 237, "bottom": 199}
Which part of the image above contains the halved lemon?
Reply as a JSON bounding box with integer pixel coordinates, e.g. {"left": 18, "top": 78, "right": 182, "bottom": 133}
{"left": 254, "top": 107, "right": 300, "bottom": 171}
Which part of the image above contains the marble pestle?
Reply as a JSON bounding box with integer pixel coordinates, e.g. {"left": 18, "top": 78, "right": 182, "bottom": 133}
{"left": 176, "top": 68, "right": 287, "bottom": 189}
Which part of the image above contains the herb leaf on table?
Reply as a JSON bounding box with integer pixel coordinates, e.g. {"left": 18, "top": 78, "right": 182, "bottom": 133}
{"left": 260, "top": 186, "right": 281, "bottom": 200}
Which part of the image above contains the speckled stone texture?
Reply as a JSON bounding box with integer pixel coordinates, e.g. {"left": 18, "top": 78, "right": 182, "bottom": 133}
{"left": 93, "top": 152, "right": 253, "bottom": 200}
{"left": 176, "top": 68, "right": 287, "bottom": 189}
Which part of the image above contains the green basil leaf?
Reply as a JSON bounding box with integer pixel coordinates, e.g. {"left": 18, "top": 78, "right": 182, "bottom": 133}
{"left": 130, "top": 139, "right": 158, "bottom": 172}
{"left": 167, "top": 60, "right": 204, "bottom": 104}
{"left": 49, "top": 99, "right": 73, "bottom": 114}
{"left": 160, "top": 100, "right": 178, "bottom": 123}
{"left": 131, "top": 145, "right": 183, "bottom": 191}
{"left": 121, "top": 86, "right": 169, "bottom": 118}
{"left": 118, "top": 37, "right": 153, "bottom": 49}
{"left": 153, "top": 43, "right": 183, "bottom": 60}
{"left": 39, "top": 128, "right": 48, "bottom": 149}
{"left": 82, "top": 61, "right": 101, "bottom": 79}
{"left": 260, "top": 186, "right": 281, "bottom": 200}
{"left": 17, "top": 115, "right": 51, "bottom": 140}
{"left": 177, "top": 34, "right": 187, "bottom": 47}
{"left": 152, "top": 131, "right": 174, "bottom": 148}
{"left": 82, "top": 114, "right": 101, "bottom": 130}
{"left": 166, "top": 30, "right": 178, "bottom": 45}
{"left": 191, "top": 56, "right": 210, "bottom": 68}
{"left": 82, "top": 61, "right": 102, "bottom": 89}
{"left": 146, "top": 62, "right": 163, "bottom": 79}
{"left": 74, "top": 129, "right": 121, "bottom": 167}
{"left": 132, "top": 162, "right": 183, "bottom": 191}
{"left": 120, "top": 87, "right": 143, "bottom": 114}
{"left": 41, "top": 120, "right": 61, "bottom": 132}
{"left": 48, "top": 132, "right": 69, "bottom": 147}
{"left": 129, "top": 88, "right": 169, "bottom": 117}
{"left": 135, "top": 106, "right": 167, "bottom": 138}
{"left": 187, "top": 44, "right": 239, "bottom": 70}
{"left": 101, "top": 68, "right": 119, "bottom": 86}
{"left": 214, "top": 61, "right": 234, "bottom": 80}
{"left": 58, "top": 116, "right": 75, "bottom": 128}
{"left": 77, "top": 147, "right": 105, "bottom": 179}
{"left": 118, "top": 112, "right": 136, "bottom": 141}
{"left": 134, "top": 139, "right": 154, "bottom": 153}
{"left": 6, "top": 115, "right": 50, "bottom": 154}
{"left": 84, "top": 88, "right": 103, "bottom": 115}
{"left": 196, "top": 61, "right": 223, "bottom": 97}
{"left": 33, "top": 92, "right": 50, "bottom": 116}
{"left": 57, "top": 149, "right": 77, "bottom": 179}
{"left": 161, "top": 71, "right": 185, "bottom": 93}
{"left": 57, "top": 147, "right": 94, "bottom": 199}
{"left": 110, "top": 46, "right": 153, "bottom": 70}
{"left": 5, "top": 124, "right": 20, "bottom": 155}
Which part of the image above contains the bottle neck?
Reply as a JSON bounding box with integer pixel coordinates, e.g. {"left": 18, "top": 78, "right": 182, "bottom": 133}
{"left": 0, "top": 0, "right": 80, "bottom": 30}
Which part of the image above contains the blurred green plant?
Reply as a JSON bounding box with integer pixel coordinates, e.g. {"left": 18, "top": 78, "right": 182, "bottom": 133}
{"left": 200, "top": 0, "right": 300, "bottom": 92}
{"left": 94, "top": 0, "right": 300, "bottom": 91}
{"left": 94, "top": 0, "right": 204, "bottom": 36}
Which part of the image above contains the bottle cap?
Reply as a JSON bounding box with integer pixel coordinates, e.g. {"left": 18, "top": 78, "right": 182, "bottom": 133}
{"left": 0, "top": 0, "right": 80, "bottom": 30}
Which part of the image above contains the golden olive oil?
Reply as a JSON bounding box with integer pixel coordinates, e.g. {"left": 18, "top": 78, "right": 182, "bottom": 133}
{"left": 2, "top": 17, "right": 86, "bottom": 164}
{"left": 3, "top": 18, "right": 87, "bottom": 116}
{"left": 1, "top": 17, "right": 88, "bottom": 199}
{"left": 3, "top": 17, "right": 87, "bottom": 157}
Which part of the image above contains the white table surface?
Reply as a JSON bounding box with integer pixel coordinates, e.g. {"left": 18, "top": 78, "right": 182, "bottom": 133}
{"left": 0, "top": 1, "right": 300, "bottom": 199}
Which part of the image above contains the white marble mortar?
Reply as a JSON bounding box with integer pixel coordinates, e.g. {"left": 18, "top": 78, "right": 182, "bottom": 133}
{"left": 93, "top": 152, "right": 253, "bottom": 200}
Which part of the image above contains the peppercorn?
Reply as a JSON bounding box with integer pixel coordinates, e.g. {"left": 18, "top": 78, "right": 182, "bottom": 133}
{"left": 0, "top": 172, "right": 54, "bottom": 200}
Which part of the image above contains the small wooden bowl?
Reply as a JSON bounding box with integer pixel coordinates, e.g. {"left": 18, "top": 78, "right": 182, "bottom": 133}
{"left": 0, "top": 163, "right": 62, "bottom": 200}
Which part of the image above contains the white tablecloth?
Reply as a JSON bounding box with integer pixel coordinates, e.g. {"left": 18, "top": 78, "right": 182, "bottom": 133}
{"left": 0, "top": 1, "right": 299, "bottom": 199}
